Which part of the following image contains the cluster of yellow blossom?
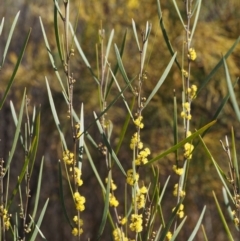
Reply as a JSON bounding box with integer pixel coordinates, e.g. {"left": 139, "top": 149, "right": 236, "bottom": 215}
{"left": 172, "top": 165, "right": 184, "bottom": 176}
{"left": 73, "top": 192, "right": 86, "bottom": 211}
{"left": 126, "top": 169, "right": 139, "bottom": 186}
{"left": 188, "top": 48, "right": 197, "bottom": 61}
{"left": 63, "top": 150, "right": 74, "bottom": 165}
{"left": 70, "top": 167, "right": 83, "bottom": 187}
{"left": 184, "top": 142, "right": 194, "bottom": 160}
{"left": 181, "top": 69, "right": 189, "bottom": 78}
{"left": 181, "top": 102, "right": 192, "bottom": 120}
{"left": 0, "top": 206, "right": 10, "bottom": 230}
{"left": 72, "top": 216, "right": 83, "bottom": 236}
{"left": 105, "top": 178, "right": 117, "bottom": 191}
{"left": 172, "top": 204, "right": 184, "bottom": 219}
{"left": 113, "top": 227, "right": 128, "bottom": 241}
{"left": 134, "top": 186, "right": 148, "bottom": 209}
{"left": 166, "top": 231, "right": 172, "bottom": 240}
{"left": 75, "top": 123, "right": 81, "bottom": 139}
{"left": 187, "top": 85, "right": 197, "bottom": 100}
{"left": 129, "top": 214, "right": 143, "bottom": 233}
{"left": 232, "top": 210, "right": 240, "bottom": 227}
{"left": 119, "top": 216, "right": 127, "bottom": 225}
{"left": 133, "top": 116, "right": 144, "bottom": 129}
{"left": 109, "top": 193, "right": 119, "bottom": 207}
{"left": 130, "top": 132, "right": 143, "bottom": 150}
{"left": 173, "top": 183, "right": 186, "bottom": 197}
{"left": 135, "top": 148, "right": 151, "bottom": 166}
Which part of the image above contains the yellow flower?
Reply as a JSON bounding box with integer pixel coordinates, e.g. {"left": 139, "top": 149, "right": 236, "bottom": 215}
{"left": 172, "top": 165, "right": 184, "bottom": 175}
{"left": 63, "top": 150, "right": 74, "bottom": 165}
{"left": 134, "top": 193, "right": 146, "bottom": 209}
{"left": 105, "top": 178, "right": 117, "bottom": 191}
{"left": 166, "top": 231, "right": 172, "bottom": 240}
{"left": 109, "top": 193, "right": 119, "bottom": 207}
{"left": 172, "top": 204, "right": 185, "bottom": 219}
{"left": 73, "top": 192, "right": 86, "bottom": 211}
{"left": 130, "top": 132, "right": 143, "bottom": 150}
{"left": 72, "top": 228, "right": 78, "bottom": 236}
{"left": 129, "top": 214, "right": 143, "bottom": 233}
{"left": 184, "top": 142, "right": 194, "bottom": 160}
{"left": 133, "top": 116, "right": 144, "bottom": 129}
{"left": 135, "top": 148, "right": 151, "bottom": 165}
{"left": 173, "top": 183, "right": 186, "bottom": 197}
{"left": 73, "top": 216, "right": 83, "bottom": 226}
{"left": 113, "top": 228, "right": 128, "bottom": 241}
{"left": 126, "top": 169, "right": 139, "bottom": 186}
{"left": 183, "top": 102, "right": 190, "bottom": 112}
{"left": 188, "top": 48, "right": 197, "bottom": 61}
{"left": 181, "top": 69, "right": 189, "bottom": 78}
{"left": 120, "top": 217, "right": 127, "bottom": 225}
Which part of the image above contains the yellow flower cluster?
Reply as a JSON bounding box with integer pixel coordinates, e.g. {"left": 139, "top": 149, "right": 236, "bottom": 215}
{"left": 73, "top": 192, "right": 86, "bottom": 211}
{"left": 172, "top": 165, "right": 184, "bottom": 176}
{"left": 0, "top": 206, "right": 10, "bottom": 230}
{"left": 181, "top": 69, "right": 189, "bottom": 78}
{"left": 232, "top": 210, "right": 240, "bottom": 227}
{"left": 119, "top": 216, "right": 127, "bottom": 225}
{"left": 181, "top": 102, "right": 192, "bottom": 120}
{"left": 130, "top": 132, "right": 143, "bottom": 150}
{"left": 134, "top": 186, "right": 148, "bottom": 209}
{"left": 113, "top": 228, "right": 128, "bottom": 241}
{"left": 172, "top": 204, "right": 184, "bottom": 219}
{"left": 129, "top": 214, "right": 143, "bottom": 233}
{"left": 187, "top": 84, "right": 197, "bottom": 100}
{"left": 166, "top": 231, "right": 172, "bottom": 240}
{"left": 184, "top": 142, "right": 194, "bottom": 160}
{"left": 126, "top": 169, "right": 139, "bottom": 186}
{"left": 133, "top": 116, "right": 144, "bottom": 129}
{"left": 70, "top": 167, "right": 83, "bottom": 187}
{"left": 72, "top": 216, "right": 83, "bottom": 236}
{"left": 105, "top": 178, "right": 117, "bottom": 191}
{"left": 188, "top": 48, "right": 197, "bottom": 61}
{"left": 135, "top": 147, "right": 151, "bottom": 165}
{"left": 173, "top": 183, "right": 186, "bottom": 197}
{"left": 63, "top": 150, "right": 74, "bottom": 165}
{"left": 75, "top": 123, "right": 81, "bottom": 139}
{"left": 109, "top": 193, "right": 119, "bottom": 207}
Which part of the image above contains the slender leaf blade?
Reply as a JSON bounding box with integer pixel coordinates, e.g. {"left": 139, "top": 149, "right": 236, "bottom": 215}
{"left": 1, "top": 11, "right": 20, "bottom": 66}
{"left": 143, "top": 52, "right": 177, "bottom": 110}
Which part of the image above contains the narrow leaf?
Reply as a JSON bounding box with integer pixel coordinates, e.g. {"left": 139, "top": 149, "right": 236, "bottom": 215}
{"left": 39, "top": 17, "right": 66, "bottom": 94}
{"left": 198, "top": 36, "right": 240, "bottom": 94}
{"left": 187, "top": 206, "right": 206, "bottom": 241}
{"left": 97, "top": 174, "right": 110, "bottom": 239}
{"left": 132, "top": 19, "right": 140, "bottom": 51}
{"left": 213, "top": 191, "right": 234, "bottom": 241}
{"left": 189, "top": 0, "right": 202, "bottom": 43}
{"left": 143, "top": 52, "right": 177, "bottom": 110}
{"left": 29, "top": 199, "right": 49, "bottom": 241}
{"left": 199, "top": 135, "right": 234, "bottom": 203}
{"left": 0, "top": 29, "right": 31, "bottom": 109}
{"left": 114, "top": 44, "right": 134, "bottom": 92}
{"left": 156, "top": 0, "right": 181, "bottom": 70}
{"left": 1, "top": 11, "right": 20, "bottom": 66}
{"left": 46, "top": 78, "right": 67, "bottom": 150}
{"left": 223, "top": 58, "right": 240, "bottom": 121}
{"left": 172, "top": 0, "right": 185, "bottom": 28}
{"left": 0, "top": 17, "right": 4, "bottom": 36}
{"left": 147, "top": 120, "right": 216, "bottom": 165}
{"left": 5, "top": 90, "right": 26, "bottom": 173}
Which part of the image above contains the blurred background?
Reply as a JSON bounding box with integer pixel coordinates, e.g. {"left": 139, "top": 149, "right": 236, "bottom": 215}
{"left": 1, "top": 0, "right": 240, "bottom": 240}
